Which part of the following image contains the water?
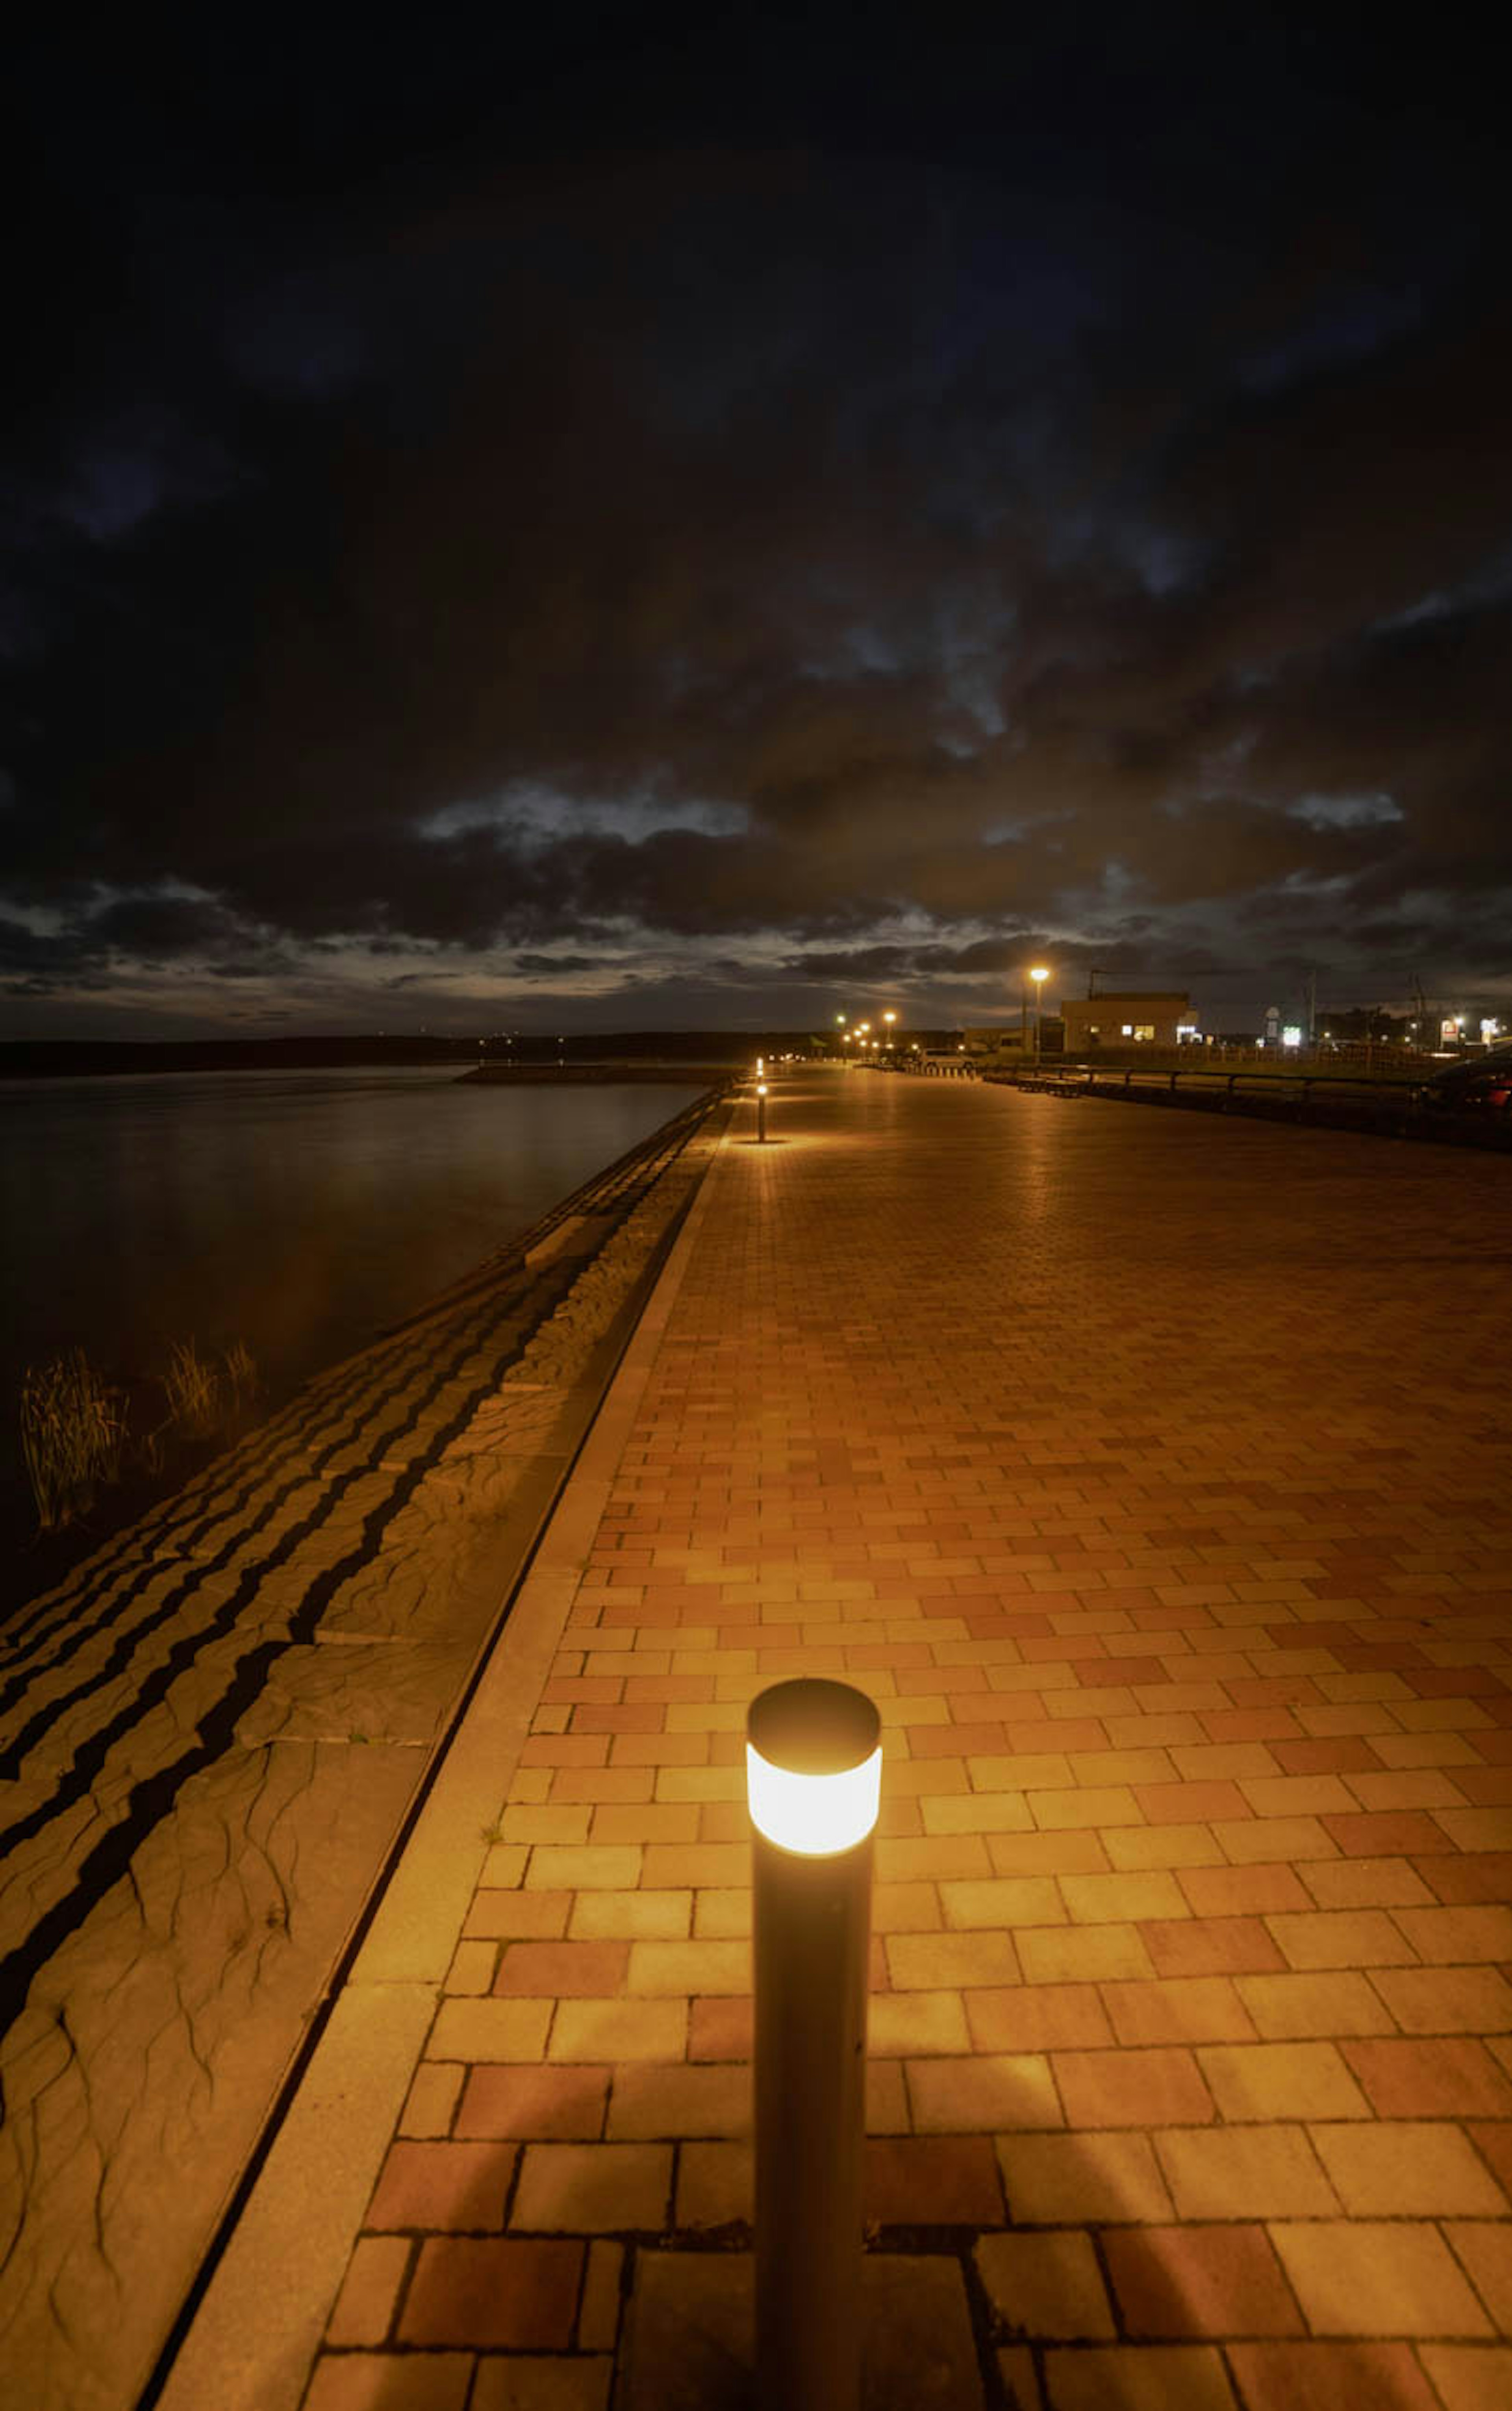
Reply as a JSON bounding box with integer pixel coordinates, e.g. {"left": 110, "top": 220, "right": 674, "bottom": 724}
{"left": 0, "top": 1065, "right": 706, "bottom": 1484}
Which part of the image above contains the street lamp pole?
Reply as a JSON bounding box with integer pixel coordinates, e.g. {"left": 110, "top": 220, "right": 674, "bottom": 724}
{"left": 1030, "top": 966, "right": 1050, "bottom": 1065}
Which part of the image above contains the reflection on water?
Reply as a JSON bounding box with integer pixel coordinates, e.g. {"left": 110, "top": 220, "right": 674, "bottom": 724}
{"left": 0, "top": 1066, "right": 704, "bottom": 1481}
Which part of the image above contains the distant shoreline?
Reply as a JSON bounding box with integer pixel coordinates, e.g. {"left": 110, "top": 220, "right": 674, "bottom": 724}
{"left": 457, "top": 1061, "right": 738, "bottom": 1084}
{"left": 0, "top": 1032, "right": 794, "bottom": 1081}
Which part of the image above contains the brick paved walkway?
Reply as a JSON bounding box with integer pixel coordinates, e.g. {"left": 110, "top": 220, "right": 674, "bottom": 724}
{"left": 174, "top": 1068, "right": 1512, "bottom": 2411}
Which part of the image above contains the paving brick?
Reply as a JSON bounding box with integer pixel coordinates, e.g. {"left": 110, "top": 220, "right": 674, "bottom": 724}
{"left": 1422, "top": 1853, "right": 1512, "bottom": 1906}
{"left": 675, "top": 2135, "right": 752, "bottom": 2227}
{"left": 524, "top": 1846, "right": 644, "bottom": 1891}
{"left": 578, "top": 2239, "right": 624, "bottom": 2351}
{"left": 470, "top": 2356, "right": 612, "bottom": 2410}
{"left": 1469, "top": 2124, "right": 1512, "bottom": 2198}
{"left": 446, "top": 1941, "right": 498, "bottom": 1996}
{"left": 867, "top": 1989, "right": 971, "bottom": 2056}
{"left": 1225, "top": 2341, "right": 1443, "bottom": 2411}
{"left": 1052, "top": 2046, "right": 1215, "bottom": 2128}
{"left": 906, "top": 2052, "right": 1063, "bottom": 2131}
{"left": 1212, "top": 1816, "right": 1337, "bottom": 1864}
{"left": 1393, "top": 1905, "right": 1512, "bottom": 1963}
{"left": 1268, "top": 2221, "right": 1492, "bottom": 2337}
{"left": 625, "top": 1938, "right": 750, "bottom": 1994}
{"left": 465, "top": 1891, "right": 573, "bottom": 1941}
{"left": 921, "top": 1791, "right": 1036, "bottom": 1833}
{"left": 401, "top": 2064, "right": 464, "bottom": 2139}
{"left": 548, "top": 2000, "right": 687, "bottom": 2062}
{"left": 1153, "top": 2125, "right": 1339, "bottom": 2218}
{"left": 939, "top": 1876, "right": 1067, "bottom": 1929}
{"left": 1017, "top": 1925, "right": 1156, "bottom": 1985}
{"left": 1104, "top": 1824, "right": 1227, "bottom": 1872}
{"left": 455, "top": 2067, "right": 608, "bottom": 2142}
{"left": 1030, "top": 1785, "right": 1141, "bottom": 1830}
{"left": 1178, "top": 1863, "right": 1312, "bottom": 1917}
{"left": 975, "top": 2229, "right": 1116, "bottom": 2339}
{"left": 1232, "top": 1970, "right": 1397, "bottom": 2039}
{"left": 997, "top": 2131, "right": 1175, "bottom": 2224}
{"left": 995, "top": 2344, "right": 1045, "bottom": 2411}
{"left": 1263, "top": 1908, "right": 1419, "bottom": 1969}
{"left": 1039, "top": 2343, "right": 1237, "bottom": 2410}
{"left": 1444, "top": 2223, "right": 1512, "bottom": 2332}
{"left": 399, "top": 2237, "right": 584, "bottom": 2347}
{"left": 510, "top": 2142, "right": 671, "bottom": 2232}
{"left": 1369, "top": 1966, "right": 1512, "bottom": 2034}
{"left": 864, "top": 2134, "right": 1003, "bottom": 2223}
{"left": 1416, "top": 2346, "right": 1512, "bottom": 2411}
{"left": 1101, "top": 2223, "right": 1304, "bottom": 2338}
{"left": 305, "top": 2356, "right": 473, "bottom": 2411}
{"left": 605, "top": 2063, "right": 750, "bottom": 2139}
{"left": 966, "top": 1984, "right": 1115, "bottom": 2053}
{"left": 494, "top": 1942, "right": 631, "bottom": 1997}
{"left": 987, "top": 1830, "right": 1113, "bottom": 1877}
{"left": 1297, "top": 1856, "right": 1436, "bottom": 1909}
{"left": 1320, "top": 1810, "right": 1456, "bottom": 1857}
{"left": 1134, "top": 1781, "right": 1252, "bottom": 1825}
{"left": 325, "top": 2236, "right": 411, "bottom": 2346}
{"left": 886, "top": 1929, "right": 1021, "bottom": 1988}
{"left": 1195, "top": 2041, "right": 1371, "bottom": 2122}
{"left": 429, "top": 2000, "right": 554, "bottom": 2063}
{"left": 366, "top": 2141, "right": 515, "bottom": 2233}
{"left": 1101, "top": 1977, "right": 1256, "bottom": 2047}
{"left": 1340, "top": 2037, "right": 1512, "bottom": 2118}
{"left": 1060, "top": 1870, "right": 1189, "bottom": 1925}
{"left": 1307, "top": 2121, "right": 1508, "bottom": 2216}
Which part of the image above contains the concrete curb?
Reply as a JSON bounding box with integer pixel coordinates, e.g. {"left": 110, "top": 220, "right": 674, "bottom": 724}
{"left": 156, "top": 1124, "right": 729, "bottom": 2411}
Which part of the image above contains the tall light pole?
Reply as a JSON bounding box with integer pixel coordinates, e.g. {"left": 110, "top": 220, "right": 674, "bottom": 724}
{"left": 1030, "top": 966, "right": 1049, "bottom": 1064}
{"left": 882, "top": 1008, "right": 896, "bottom": 1055}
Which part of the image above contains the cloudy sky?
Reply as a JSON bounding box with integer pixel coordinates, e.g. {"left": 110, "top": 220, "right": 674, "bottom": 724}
{"left": 4, "top": 5, "right": 1510, "bottom": 1039}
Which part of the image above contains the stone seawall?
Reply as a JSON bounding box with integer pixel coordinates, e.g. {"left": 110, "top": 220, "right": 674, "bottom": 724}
{"left": 0, "top": 1084, "right": 732, "bottom": 2411}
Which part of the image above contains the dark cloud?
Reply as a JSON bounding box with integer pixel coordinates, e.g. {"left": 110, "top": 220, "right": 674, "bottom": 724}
{"left": 3, "top": 8, "right": 1511, "bottom": 1035}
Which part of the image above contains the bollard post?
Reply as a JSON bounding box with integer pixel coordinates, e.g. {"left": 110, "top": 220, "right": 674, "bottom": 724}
{"left": 756, "top": 1079, "right": 767, "bottom": 1142}
{"left": 746, "top": 1679, "right": 881, "bottom": 2411}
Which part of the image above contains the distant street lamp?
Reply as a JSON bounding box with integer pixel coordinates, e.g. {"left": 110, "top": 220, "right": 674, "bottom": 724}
{"left": 882, "top": 1008, "right": 897, "bottom": 1053}
{"left": 1030, "top": 966, "right": 1050, "bottom": 1064}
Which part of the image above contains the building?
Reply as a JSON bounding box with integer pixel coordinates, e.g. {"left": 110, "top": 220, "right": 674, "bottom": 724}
{"left": 1060, "top": 991, "right": 1197, "bottom": 1050}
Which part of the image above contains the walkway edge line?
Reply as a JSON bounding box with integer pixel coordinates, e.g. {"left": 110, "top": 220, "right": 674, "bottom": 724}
{"left": 155, "top": 1126, "right": 729, "bottom": 2411}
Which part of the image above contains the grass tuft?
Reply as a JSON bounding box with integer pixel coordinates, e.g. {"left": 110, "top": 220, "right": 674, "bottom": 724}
{"left": 19, "top": 1349, "right": 125, "bottom": 1531}
{"left": 223, "top": 1339, "right": 258, "bottom": 1404}
{"left": 160, "top": 1338, "right": 221, "bottom": 1436}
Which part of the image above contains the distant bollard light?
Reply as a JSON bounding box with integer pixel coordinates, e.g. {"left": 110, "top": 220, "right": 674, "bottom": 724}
{"left": 756, "top": 1079, "right": 768, "bottom": 1143}
{"left": 747, "top": 1679, "right": 881, "bottom": 2411}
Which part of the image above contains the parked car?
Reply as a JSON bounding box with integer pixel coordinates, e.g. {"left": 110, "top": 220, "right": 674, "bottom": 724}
{"left": 1420, "top": 1045, "right": 1512, "bottom": 1112}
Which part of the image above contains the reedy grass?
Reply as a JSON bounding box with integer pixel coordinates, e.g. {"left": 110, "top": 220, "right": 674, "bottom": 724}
{"left": 222, "top": 1339, "right": 258, "bottom": 1403}
{"left": 16, "top": 1333, "right": 260, "bottom": 1533}
{"left": 159, "top": 1338, "right": 221, "bottom": 1436}
{"left": 19, "top": 1349, "right": 125, "bottom": 1531}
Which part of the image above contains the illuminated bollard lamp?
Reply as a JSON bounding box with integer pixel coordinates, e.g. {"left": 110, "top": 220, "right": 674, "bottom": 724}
{"left": 755, "top": 1079, "right": 768, "bottom": 1142}
{"left": 746, "top": 1678, "right": 882, "bottom": 2411}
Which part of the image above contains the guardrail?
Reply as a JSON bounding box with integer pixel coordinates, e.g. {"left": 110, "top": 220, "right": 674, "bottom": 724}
{"left": 984, "top": 1063, "right": 1512, "bottom": 1147}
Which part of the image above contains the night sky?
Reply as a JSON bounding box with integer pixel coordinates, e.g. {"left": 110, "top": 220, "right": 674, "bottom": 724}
{"left": 4, "top": 6, "right": 1510, "bottom": 1040}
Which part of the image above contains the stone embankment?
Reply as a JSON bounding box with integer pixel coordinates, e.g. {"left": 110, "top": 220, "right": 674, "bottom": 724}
{"left": 0, "top": 1084, "right": 731, "bottom": 2411}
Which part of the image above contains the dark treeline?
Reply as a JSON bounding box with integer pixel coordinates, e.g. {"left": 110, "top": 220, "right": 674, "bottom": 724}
{"left": 0, "top": 1030, "right": 886, "bottom": 1080}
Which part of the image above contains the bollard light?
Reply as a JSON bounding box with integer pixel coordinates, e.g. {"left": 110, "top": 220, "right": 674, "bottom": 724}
{"left": 756, "top": 1079, "right": 768, "bottom": 1143}
{"left": 747, "top": 1679, "right": 881, "bottom": 2411}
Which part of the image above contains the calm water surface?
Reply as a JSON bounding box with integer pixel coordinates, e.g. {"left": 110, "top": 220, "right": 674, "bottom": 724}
{"left": 0, "top": 1067, "right": 705, "bottom": 1477}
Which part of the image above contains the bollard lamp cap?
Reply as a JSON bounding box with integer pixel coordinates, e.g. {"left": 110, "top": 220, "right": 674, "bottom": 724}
{"left": 746, "top": 1678, "right": 882, "bottom": 1855}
